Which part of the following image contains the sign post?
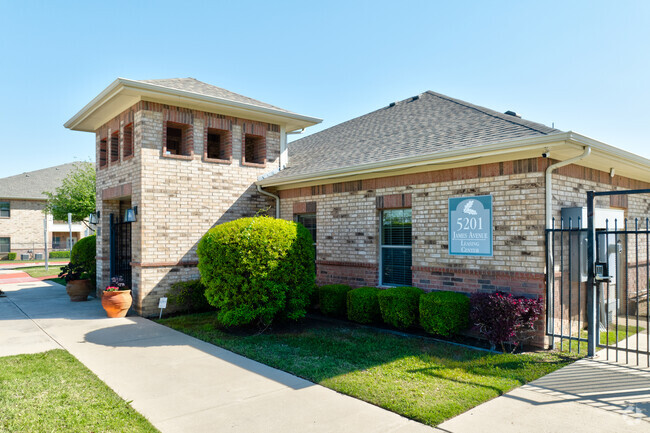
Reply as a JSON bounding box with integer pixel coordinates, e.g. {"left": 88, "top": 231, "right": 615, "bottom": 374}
{"left": 43, "top": 216, "right": 48, "bottom": 271}
{"left": 448, "top": 195, "right": 493, "bottom": 256}
{"left": 158, "top": 297, "right": 168, "bottom": 319}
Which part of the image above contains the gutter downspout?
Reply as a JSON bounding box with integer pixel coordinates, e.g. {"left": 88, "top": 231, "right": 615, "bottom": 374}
{"left": 545, "top": 145, "right": 591, "bottom": 229}
{"left": 257, "top": 183, "right": 280, "bottom": 219}
{"left": 544, "top": 145, "right": 591, "bottom": 343}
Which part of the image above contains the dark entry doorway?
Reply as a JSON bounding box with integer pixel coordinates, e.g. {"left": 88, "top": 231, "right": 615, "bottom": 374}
{"left": 109, "top": 213, "right": 132, "bottom": 289}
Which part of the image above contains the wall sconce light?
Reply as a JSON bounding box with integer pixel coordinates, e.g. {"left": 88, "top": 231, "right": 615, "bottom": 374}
{"left": 89, "top": 210, "right": 100, "bottom": 224}
{"left": 610, "top": 167, "right": 615, "bottom": 178}
{"left": 124, "top": 206, "right": 138, "bottom": 223}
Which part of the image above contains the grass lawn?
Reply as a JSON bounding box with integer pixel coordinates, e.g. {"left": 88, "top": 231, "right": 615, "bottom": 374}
{"left": 44, "top": 277, "right": 66, "bottom": 286}
{"left": 0, "top": 350, "right": 158, "bottom": 433}
{"left": 561, "top": 325, "right": 644, "bottom": 353}
{"left": 158, "top": 312, "right": 580, "bottom": 426}
{"left": 20, "top": 265, "right": 64, "bottom": 278}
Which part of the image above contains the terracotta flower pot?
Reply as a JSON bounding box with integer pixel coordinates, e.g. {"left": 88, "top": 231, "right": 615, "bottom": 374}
{"left": 66, "top": 279, "right": 92, "bottom": 302}
{"left": 101, "top": 290, "right": 133, "bottom": 318}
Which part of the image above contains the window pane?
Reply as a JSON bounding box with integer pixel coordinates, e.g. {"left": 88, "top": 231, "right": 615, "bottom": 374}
{"left": 0, "top": 201, "right": 9, "bottom": 218}
{"left": 296, "top": 213, "right": 317, "bottom": 243}
{"left": 382, "top": 209, "right": 411, "bottom": 246}
{"left": 381, "top": 247, "right": 412, "bottom": 286}
{"left": 0, "top": 238, "right": 10, "bottom": 253}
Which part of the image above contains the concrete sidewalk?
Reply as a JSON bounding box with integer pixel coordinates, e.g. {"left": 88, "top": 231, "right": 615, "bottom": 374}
{"left": 0, "top": 281, "right": 432, "bottom": 433}
{"left": 1, "top": 280, "right": 649, "bottom": 433}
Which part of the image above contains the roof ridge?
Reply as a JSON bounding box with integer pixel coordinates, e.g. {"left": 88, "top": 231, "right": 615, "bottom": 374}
{"left": 423, "top": 90, "right": 554, "bottom": 135}
{"left": 0, "top": 162, "right": 80, "bottom": 181}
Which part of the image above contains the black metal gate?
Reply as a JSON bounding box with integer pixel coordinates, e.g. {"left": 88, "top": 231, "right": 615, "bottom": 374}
{"left": 546, "top": 189, "right": 650, "bottom": 366}
{"left": 109, "top": 213, "right": 132, "bottom": 289}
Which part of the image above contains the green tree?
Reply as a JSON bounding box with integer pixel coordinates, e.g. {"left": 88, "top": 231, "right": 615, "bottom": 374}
{"left": 44, "top": 162, "right": 96, "bottom": 226}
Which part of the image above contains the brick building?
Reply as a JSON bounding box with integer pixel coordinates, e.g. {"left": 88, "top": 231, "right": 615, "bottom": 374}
{"left": 66, "top": 80, "right": 650, "bottom": 342}
{"left": 0, "top": 163, "right": 91, "bottom": 259}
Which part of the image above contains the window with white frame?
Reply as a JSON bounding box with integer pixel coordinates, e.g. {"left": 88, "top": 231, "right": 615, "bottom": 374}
{"left": 380, "top": 208, "right": 412, "bottom": 286}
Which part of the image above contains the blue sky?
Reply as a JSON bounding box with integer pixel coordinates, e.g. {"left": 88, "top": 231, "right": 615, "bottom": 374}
{"left": 1, "top": 0, "right": 649, "bottom": 177}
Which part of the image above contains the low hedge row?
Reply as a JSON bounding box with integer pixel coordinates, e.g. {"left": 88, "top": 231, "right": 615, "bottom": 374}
{"left": 7, "top": 252, "right": 17, "bottom": 260}
{"left": 49, "top": 251, "right": 70, "bottom": 258}
{"left": 318, "top": 284, "right": 471, "bottom": 336}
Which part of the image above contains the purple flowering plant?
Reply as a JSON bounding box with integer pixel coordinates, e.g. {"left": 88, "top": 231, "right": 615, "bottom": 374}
{"left": 470, "top": 291, "right": 543, "bottom": 353}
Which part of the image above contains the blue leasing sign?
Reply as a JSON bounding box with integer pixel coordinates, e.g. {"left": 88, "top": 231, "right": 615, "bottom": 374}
{"left": 449, "top": 195, "right": 493, "bottom": 256}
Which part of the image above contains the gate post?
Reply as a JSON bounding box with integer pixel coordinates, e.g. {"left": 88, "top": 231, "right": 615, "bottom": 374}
{"left": 586, "top": 191, "right": 597, "bottom": 356}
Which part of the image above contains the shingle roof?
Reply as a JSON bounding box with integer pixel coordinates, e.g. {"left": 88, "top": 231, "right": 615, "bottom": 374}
{"left": 268, "top": 91, "right": 562, "bottom": 181}
{"left": 0, "top": 163, "right": 80, "bottom": 200}
{"left": 138, "top": 78, "right": 296, "bottom": 114}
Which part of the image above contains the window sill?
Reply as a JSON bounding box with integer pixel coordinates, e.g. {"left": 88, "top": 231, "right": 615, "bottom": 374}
{"left": 241, "top": 160, "right": 266, "bottom": 168}
{"left": 162, "top": 153, "right": 193, "bottom": 160}
{"left": 203, "top": 156, "right": 232, "bottom": 165}
{"left": 122, "top": 154, "right": 135, "bottom": 161}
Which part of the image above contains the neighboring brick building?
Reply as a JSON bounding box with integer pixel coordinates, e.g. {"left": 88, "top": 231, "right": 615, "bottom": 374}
{"left": 67, "top": 80, "right": 650, "bottom": 346}
{"left": 0, "top": 163, "right": 91, "bottom": 259}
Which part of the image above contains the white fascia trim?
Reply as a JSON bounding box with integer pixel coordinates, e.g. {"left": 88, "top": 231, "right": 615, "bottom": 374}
{"left": 257, "top": 132, "right": 579, "bottom": 187}
{"left": 65, "top": 78, "right": 323, "bottom": 130}
{"left": 564, "top": 131, "right": 650, "bottom": 171}
{"left": 64, "top": 78, "right": 124, "bottom": 129}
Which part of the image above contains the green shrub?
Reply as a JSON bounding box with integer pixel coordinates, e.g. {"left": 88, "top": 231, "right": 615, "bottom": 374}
{"left": 167, "top": 279, "right": 213, "bottom": 313}
{"left": 347, "top": 286, "right": 381, "bottom": 324}
{"left": 319, "top": 284, "right": 353, "bottom": 316}
{"left": 197, "top": 216, "right": 315, "bottom": 327}
{"left": 70, "top": 235, "right": 96, "bottom": 281}
{"left": 377, "top": 286, "right": 424, "bottom": 329}
{"left": 7, "top": 252, "right": 17, "bottom": 260}
{"left": 49, "top": 251, "right": 70, "bottom": 259}
{"left": 308, "top": 282, "right": 319, "bottom": 310}
{"left": 419, "top": 291, "right": 470, "bottom": 336}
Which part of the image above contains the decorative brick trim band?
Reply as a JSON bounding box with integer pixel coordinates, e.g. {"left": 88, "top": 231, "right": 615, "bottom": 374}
{"left": 411, "top": 266, "right": 544, "bottom": 280}
{"left": 293, "top": 201, "right": 317, "bottom": 214}
{"left": 377, "top": 193, "right": 412, "bottom": 209}
{"left": 131, "top": 261, "right": 198, "bottom": 268}
{"left": 316, "top": 260, "right": 378, "bottom": 269}
{"left": 102, "top": 183, "right": 132, "bottom": 200}
{"left": 278, "top": 156, "right": 650, "bottom": 199}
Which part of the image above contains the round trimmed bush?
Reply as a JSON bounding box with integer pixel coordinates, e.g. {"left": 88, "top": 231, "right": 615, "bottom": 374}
{"left": 167, "top": 279, "right": 213, "bottom": 313}
{"left": 377, "top": 286, "right": 424, "bottom": 329}
{"left": 419, "top": 291, "right": 469, "bottom": 336}
{"left": 347, "top": 286, "right": 381, "bottom": 324}
{"left": 197, "top": 216, "right": 315, "bottom": 327}
{"left": 319, "top": 284, "right": 353, "bottom": 316}
{"left": 70, "top": 235, "right": 96, "bottom": 281}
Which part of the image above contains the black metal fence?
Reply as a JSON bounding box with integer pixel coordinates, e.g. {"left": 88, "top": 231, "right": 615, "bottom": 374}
{"left": 546, "top": 189, "right": 650, "bottom": 366}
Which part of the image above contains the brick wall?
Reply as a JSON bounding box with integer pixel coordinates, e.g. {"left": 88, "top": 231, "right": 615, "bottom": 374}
{"left": 0, "top": 199, "right": 46, "bottom": 257}
{"left": 280, "top": 160, "right": 547, "bottom": 291}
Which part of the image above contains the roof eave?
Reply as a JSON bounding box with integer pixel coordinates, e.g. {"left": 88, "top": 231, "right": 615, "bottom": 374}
{"left": 65, "top": 78, "right": 322, "bottom": 132}
{"left": 257, "top": 132, "right": 650, "bottom": 187}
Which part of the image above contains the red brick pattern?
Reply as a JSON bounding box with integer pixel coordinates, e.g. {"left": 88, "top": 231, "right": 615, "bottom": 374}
{"left": 412, "top": 266, "right": 545, "bottom": 297}
{"left": 242, "top": 134, "right": 266, "bottom": 167}
{"left": 293, "top": 201, "right": 317, "bottom": 214}
{"left": 316, "top": 260, "right": 379, "bottom": 287}
{"left": 278, "top": 157, "right": 650, "bottom": 199}
{"left": 376, "top": 193, "right": 412, "bottom": 209}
